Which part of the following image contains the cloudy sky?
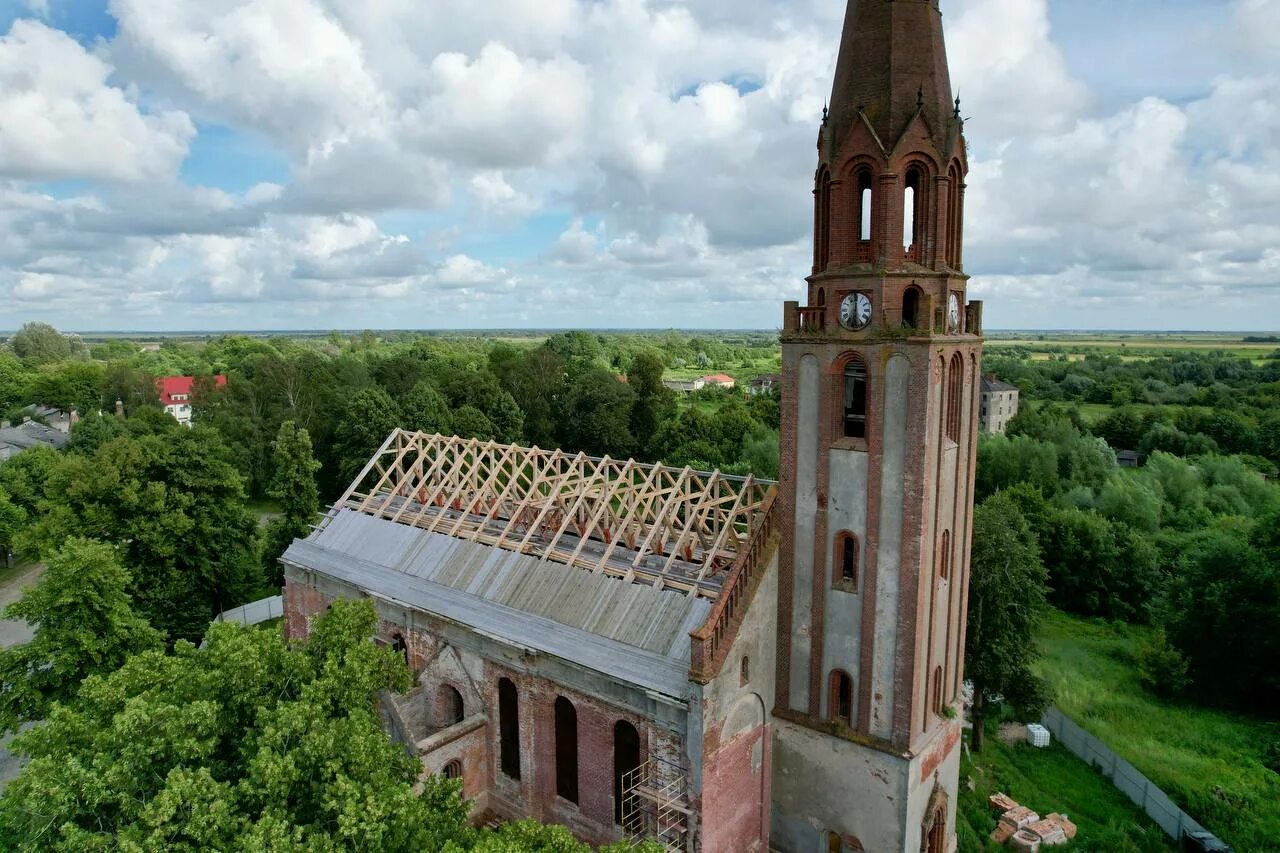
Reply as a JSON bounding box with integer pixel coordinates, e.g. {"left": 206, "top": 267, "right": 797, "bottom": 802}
{"left": 0, "top": 0, "right": 1277, "bottom": 332}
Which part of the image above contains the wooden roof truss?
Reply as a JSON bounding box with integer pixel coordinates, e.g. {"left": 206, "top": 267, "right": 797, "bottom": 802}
{"left": 334, "top": 430, "right": 776, "bottom": 599}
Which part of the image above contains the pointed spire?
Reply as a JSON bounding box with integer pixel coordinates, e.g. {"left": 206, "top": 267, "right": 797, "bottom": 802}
{"left": 954, "top": 94, "right": 962, "bottom": 118}
{"left": 823, "top": 101, "right": 829, "bottom": 125}
{"left": 826, "top": 0, "right": 956, "bottom": 153}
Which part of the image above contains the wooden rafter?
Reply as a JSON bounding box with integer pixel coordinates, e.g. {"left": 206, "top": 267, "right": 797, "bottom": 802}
{"left": 334, "top": 430, "right": 777, "bottom": 599}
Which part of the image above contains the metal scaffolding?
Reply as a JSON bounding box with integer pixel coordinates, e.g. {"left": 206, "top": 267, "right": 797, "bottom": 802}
{"left": 620, "top": 757, "right": 692, "bottom": 852}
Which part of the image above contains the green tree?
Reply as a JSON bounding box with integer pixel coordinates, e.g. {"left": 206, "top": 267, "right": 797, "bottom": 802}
{"left": 501, "top": 347, "right": 565, "bottom": 448}
{"left": 8, "top": 322, "right": 82, "bottom": 363}
{"left": 28, "top": 430, "right": 263, "bottom": 641}
{"left": 965, "top": 493, "right": 1051, "bottom": 752}
{"left": 401, "top": 381, "right": 452, "bottom": 436}
{"left": 975, "top": 434, "right": 1059, "bottom": 500}
{"left": 452, "top": 405, "right": 497, "bottom": 441}
{"left": 559, "top": 368, "right": 636, "bottom": 458}
{"left": 0, "top": 599, "right": 475, "bottom": 851}
{"left": 332, "top": 387, "right": 402, "bottom": 486}
{"left": 24, "top": 361, "right": 105, "bottom": 416}
{"left": 0, "top": 538, "right": 161, "bottom": 734}
{"left": 0, "top": 487, "right": 24, "bottom": 568}
{"left": 628, "top": 352, "right": 675, "bottom": 451}
{"left": 66, "top": 410, "right": 127, "bottom": 455}
{"left": 0, "top": 352, "right": 31, "bottom": 413}
{"left": 262, "top": 421, "right": 321, "bottom": 585}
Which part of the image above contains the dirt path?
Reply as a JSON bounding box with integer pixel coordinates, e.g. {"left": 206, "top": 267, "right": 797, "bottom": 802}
{"left": 0, "top": 562, "right": 43, "bottom": 790}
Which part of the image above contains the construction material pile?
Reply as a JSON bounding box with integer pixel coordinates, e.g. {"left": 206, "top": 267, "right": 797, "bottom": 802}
{"left": 987, "top": 793, "right": 1078, "bottom": 851}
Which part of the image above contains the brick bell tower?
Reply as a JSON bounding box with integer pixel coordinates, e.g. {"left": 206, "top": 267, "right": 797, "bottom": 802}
{"left": 770, "top": 1, "right": 980, "bottom": 851}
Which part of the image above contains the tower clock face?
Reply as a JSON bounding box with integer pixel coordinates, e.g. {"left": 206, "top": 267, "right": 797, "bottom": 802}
{"left": 840, "top": 292, "right": 873, "bottom": 330}
{"left": 948, "top": 293, "right": 962, "bottom": 334}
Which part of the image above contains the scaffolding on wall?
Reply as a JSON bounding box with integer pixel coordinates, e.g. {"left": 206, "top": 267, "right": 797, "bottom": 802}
{"left": 620, "top": 757, "right": 693, "bottom": 852}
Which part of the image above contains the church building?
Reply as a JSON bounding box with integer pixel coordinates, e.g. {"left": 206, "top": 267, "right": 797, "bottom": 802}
{"left": 281, "top": 1, "right": 981, "bottom": 851}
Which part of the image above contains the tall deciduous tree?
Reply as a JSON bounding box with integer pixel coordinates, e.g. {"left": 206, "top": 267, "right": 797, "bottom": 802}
{"left": 8, "top": 322, "right": 82, "bottom": 363}
{"left": 966, "top": 493, "right": 1052, "bottom": 752}
{"left": 28, "top": 430, "right": 262, "bottom": 642}
{"left": 0, "top": 538, "right": 161, "bottom": 734}
{"left": 559, "top": 368, "right": 636, "bottom": 458}
{"left": 263, "top": 421, "right": 321, "bottom": 585}
{"left": 0, "top": 487, "right": 24, "bottom": 568}
{"left": 332, "top": 387, "right": 402, "bottom": 486}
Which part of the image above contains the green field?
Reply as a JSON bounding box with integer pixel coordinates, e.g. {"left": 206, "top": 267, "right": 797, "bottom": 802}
{"left": 1035, "top": 611, "right": 1280, "bottom": 851}
{"left": 958, "top": 737, "right": 1171, "bottom": 852}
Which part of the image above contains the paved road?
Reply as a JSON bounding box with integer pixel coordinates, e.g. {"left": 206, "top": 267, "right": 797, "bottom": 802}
{"left": 0, "top": 562, "right": 43, "bottom": 789}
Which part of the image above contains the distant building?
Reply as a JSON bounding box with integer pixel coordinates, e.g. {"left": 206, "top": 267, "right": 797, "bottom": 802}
{"left": 700, "top": 374, "right": 737, "bottom": 389}
{"left": 22, "top": 404, "right": 77, "bottom": 434}
{"left": 139, "top": 343, "right": 162, "bottom": 353}
{"left": 1116, "top": 450, "right": 1141, "bottom": 468}
{"left": 662, "top": 377, "right": 705, "bottom": 394}
{"left": 748, "top": 374, "right": 780, "bottom": 396}
{"left": 0, "top": 419, "right": 69, "bottom": 461}
{"left": 980, "top": 375, "right": 1020, "bottom": 435}
{"left": 157, "top": 375, "right": 227, "bottom": 426}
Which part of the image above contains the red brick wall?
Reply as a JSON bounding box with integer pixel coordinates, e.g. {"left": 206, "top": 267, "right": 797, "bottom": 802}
{"left": 283, "top": 578, "right": 331, "bottom": 640}
{"left": 483, "top": 660, "right": 668, "bottom": 848}
{"left": 702, "top": 723, "right": 771, "bottom": 852}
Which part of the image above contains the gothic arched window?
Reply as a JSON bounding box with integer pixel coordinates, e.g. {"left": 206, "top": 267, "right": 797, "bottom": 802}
{"left": 945, "top": 352, "right": 963, "bottom": 442}
{"left": 857, "top": 169, "right": 874, "bottom": 243}
{"left": 554, "top": 696, "right": 579, "bottom": 804}
{"left": 904, "top": 166, "right": 926, "bottom": 261}
{"left": 903, "top": 285, "right": 922, "bottom": 330}
{"left": 828, "top": 670, "right": 854, "bottom": 726}
{"left": 816, "top": 168, "right": 832, "bottom": 271}
{"left": 835, "top": 531, "right": 859, "bottom": 589}
{"left": 498, "top": 678, "right": 520, "bottom": 780}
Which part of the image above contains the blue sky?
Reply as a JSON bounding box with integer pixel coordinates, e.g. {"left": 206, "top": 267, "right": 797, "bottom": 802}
{"left": 0, "top": 0, "right": 1277, "bottom": 331}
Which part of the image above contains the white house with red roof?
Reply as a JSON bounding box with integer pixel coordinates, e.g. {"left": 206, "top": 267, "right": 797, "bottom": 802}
{"left": 157, "top": 375, "right": 226, "bottom": 426}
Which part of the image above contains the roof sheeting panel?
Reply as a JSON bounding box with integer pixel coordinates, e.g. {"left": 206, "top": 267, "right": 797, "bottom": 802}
{"left": 289, "top": 509, "right": 711, "bottom": 667}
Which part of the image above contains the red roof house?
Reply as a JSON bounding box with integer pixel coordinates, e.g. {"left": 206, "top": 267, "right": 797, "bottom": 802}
{"left": 156, "top": 375, "right": 226, "bottom": 425}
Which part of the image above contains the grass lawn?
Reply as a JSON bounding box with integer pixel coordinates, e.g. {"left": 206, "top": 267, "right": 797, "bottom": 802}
{"left": 247, "top": 497, "right": 282, "bottom": 527}
{"left": 1036, "top": 610, "right": 1280, "bottom": 851}
{"left": 958, "top": 736, "right": 1171, "bottom": 852}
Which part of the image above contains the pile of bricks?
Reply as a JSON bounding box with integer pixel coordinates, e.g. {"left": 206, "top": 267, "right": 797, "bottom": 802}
{"left": 987, "top": 793, "right": 1078, "bottom": 851}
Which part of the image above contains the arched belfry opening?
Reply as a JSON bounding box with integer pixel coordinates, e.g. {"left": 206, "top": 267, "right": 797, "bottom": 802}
{"left": 816, "top": 168, "right": 832, "bottom": 271}
{"left": 855, "top": 168, "right": 874, "bottom": 258}
{"left": 904, "top": 165, "right": 926, "bottom": 261}
{"left": 903, "top": 285, "right": 922, "bottom": 330}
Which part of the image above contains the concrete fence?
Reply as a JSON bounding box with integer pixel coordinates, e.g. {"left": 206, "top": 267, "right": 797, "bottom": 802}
{"left": 1041, "top": 707, "right": 1230, "bottom": 849}
{"left": 213, "top": 594, "right": 284, "bottom": 627}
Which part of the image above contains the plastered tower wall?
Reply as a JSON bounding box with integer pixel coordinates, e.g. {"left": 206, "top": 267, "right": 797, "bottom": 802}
{"left": 770, "top": 1, "right": 981, "bottom": 851}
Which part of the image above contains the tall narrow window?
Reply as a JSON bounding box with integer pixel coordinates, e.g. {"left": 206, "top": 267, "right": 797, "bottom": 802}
{"left": 740, "top": 656, "right": 750, "bottom": 686}
{"left": 614, "top": 721, "right": 642, "bottom": 825}
{"left": 905, "top": 166, "right": 924, "bottom": 260}
{"left": 836, "top": 531, "right": 859, "bottom": 588}
{"left": 858, "top": 170, "right": 874, "bottom": 242}
{"left": 554, "top": 697, "right": 579, "bottom": 804}
{"left": 939, "top": 530, "right": 951, "bottom": 582}
{"left": 498, "top": 678, "right": 520, "bottom": 780}
{"left": 933, "top": 666, "right": 945, "bottom": 716}
{"left": 828, "top": 670, "right": 853, "bottom": 726}
{"left": 843, "top": 360, "right": 867, "bottom": 439}
{"left": 948, "top": 163, "right": 963, "bottom": 269}
{"left": 945, "top": 353, "right": 963, "bottom": 442}
{"left": 816, "top": 168, "right": 832, "bottom": 271}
